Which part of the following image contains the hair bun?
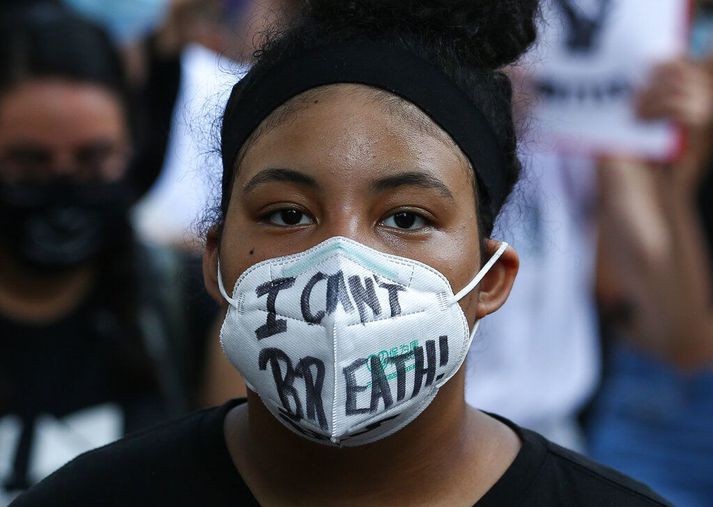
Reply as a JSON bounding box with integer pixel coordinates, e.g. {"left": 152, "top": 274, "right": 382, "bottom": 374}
{"left": 307, "top": 0, "right": 540, "bottom": 69}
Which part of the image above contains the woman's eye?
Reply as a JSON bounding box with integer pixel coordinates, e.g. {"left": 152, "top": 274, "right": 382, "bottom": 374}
{"left": 265, "top": 208, "right": 314, "bottom": 226}
{"left": 381, "top": 211, "right": 427, "bottom": 230}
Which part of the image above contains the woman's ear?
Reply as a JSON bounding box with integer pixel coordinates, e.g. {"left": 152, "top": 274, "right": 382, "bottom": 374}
{"left": 203, "top": 226, "right": 224, "bottom": 305}
{"left": 475, "top": 239, "right": 519, "bottom": 319}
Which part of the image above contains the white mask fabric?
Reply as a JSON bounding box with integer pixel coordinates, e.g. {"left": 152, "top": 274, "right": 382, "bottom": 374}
{"left": 218, "top": 236, "right": 508, "bottom": 446}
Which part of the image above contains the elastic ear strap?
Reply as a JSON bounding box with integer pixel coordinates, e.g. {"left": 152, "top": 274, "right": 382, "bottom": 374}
{"left": 216, "top": 258, "right": 237, "bottom": 307}
{"left": 454, "top": 241, "right": 509, "bottom": 302}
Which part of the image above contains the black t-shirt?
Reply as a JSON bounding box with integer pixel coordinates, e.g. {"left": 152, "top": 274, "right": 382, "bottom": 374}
{"left": 0, "top": 245, "right": 217, "bottom": 501}
{"left": 0, "top": 295, "right": 168, "bottom": 500}
{"left": 0, "top": 296, "right": 165, "bottom": 425}
{"left": 12, "top": 399, "right": 671, "bottom": 507}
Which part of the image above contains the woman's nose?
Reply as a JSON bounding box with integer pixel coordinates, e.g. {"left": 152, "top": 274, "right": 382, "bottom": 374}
{"left": 315, "top": 207, "right": 381, "bottom": 250}
{"left": 319, "top": 214, "right": 361, "bottom": 242}
{"left": 51, "top": 152, "right": 76, "bottom": 178}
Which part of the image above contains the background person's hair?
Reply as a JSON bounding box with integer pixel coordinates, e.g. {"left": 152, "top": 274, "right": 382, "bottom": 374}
{"left": 0, "top": 1, "right": 130, "bottom": 124}
{"left": 218, "top": 0, "right": 540, "bottom": 239}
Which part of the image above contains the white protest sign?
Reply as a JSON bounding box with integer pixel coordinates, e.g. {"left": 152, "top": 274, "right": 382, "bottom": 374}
{"left": 526, "top": 0, "right": 690, "bottom": 160}
{"left": 0, "top": 404, "right": 122, "bottom": 504}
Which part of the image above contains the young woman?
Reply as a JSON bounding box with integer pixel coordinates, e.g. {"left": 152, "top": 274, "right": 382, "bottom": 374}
{"left": 14, "top": 1, "right": 670, "bottom": 505}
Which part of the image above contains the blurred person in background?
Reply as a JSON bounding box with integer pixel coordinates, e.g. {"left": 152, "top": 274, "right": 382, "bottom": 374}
{"left": 464, "top": 2, "right": 601, "bottom": 451}
{"left": 58, "top": 0, "right": 300, "bottom": 407}
{"left": 130, "top": 0, "right": 301, "bottom": 250}
{"left": 588, "top": 3, "right": 713, "bottom": 505}
{"left": 0, "top": 3, "right": 216, "bottom": 502}
{"left": 465, "top": 151, "right": 599, "bottom": 451}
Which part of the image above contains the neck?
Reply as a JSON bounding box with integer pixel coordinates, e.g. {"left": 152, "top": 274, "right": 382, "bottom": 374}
{"left": 0, "top": 248, "right": 95, "bottom": 322}
{"left": 227, "top": 371, "right": 516, "bottom": 505}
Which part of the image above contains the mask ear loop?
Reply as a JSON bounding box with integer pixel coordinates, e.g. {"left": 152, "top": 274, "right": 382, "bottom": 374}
{"left": 434, "top": 242, "right": 508, "bottom": 389}
{"left": 453, "top": 241, "right": 509, "bottom": 302}
{"left": 216, "top": 258, "right": 239, "bottom": 307}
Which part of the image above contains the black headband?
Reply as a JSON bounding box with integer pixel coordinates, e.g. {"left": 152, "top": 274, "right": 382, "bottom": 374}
{"left": 221, "top": 40, "right": 508, "bottom": 215}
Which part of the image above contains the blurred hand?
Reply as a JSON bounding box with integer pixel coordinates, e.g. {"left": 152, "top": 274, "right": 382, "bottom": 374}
{"left": 597, "top": 155, "right": 713, "bottom": 369}
{"left": 155, "top": 0, "right": 300, "bottom": 62}
{"left": 155, "top": 0, "right": 227, "bottom": 56}
{"left": 636, "top": 59, "right": 713, "bottom": 128}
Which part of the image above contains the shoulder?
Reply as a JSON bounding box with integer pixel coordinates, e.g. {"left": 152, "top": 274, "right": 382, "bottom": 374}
{"left": 12, "top": 401, "right": 239, "bottom": 507}
{"left": 482, "top": 412, "right": 671, "bottom": 507}
{"left": 527, "top": 429, "right": 672, "bottom": 506}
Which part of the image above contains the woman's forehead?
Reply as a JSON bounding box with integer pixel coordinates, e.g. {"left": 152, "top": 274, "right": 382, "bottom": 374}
{"left": 236, "top": 83, "right": 473, "bottom": 185}
{"left": 249, "top": 84, "right": 459, "bottom": 149}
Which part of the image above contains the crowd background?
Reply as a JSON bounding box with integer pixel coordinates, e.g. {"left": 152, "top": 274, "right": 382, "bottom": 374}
{"left": 0, "top": 0, "right": 711, "bottom": 506}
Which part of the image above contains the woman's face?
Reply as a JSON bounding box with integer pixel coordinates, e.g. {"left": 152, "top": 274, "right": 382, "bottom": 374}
{"left": 208, "top": 84, "right": 516, "bottom": 321}
{"left": 0, "top": 79, "right": 130, "bottom": 184}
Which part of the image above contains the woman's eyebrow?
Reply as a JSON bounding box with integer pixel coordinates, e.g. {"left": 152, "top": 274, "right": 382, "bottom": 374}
{"left": 370, "top": 171, "right": 454, "bottom": 199}
{"left": 242, "top": 168, "right": 319, "bottom": 193}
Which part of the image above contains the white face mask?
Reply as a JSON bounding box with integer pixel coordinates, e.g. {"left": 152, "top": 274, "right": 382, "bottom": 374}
{"left": 218, "top": 236, "right": 507, "bottom": 447}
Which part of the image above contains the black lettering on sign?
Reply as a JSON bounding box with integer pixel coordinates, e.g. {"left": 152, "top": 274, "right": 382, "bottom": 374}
{"left": 255, "top": 277, "right": 296, "bottom": 340}
{"left": 348, "top": 275, "right": 382, "bottom": 323}
{"left": 375, "top": 277, "right": 405, "bottom": 317}
{"left": 535, "top": 78, "right": 632, "bottom": 104}
{"left": 554, "top": 0, "right": 612, "bottom": 54}
{"left": 301, "top": 272, "right": 327, "bottom": 324}
{"left": 326, "top": 270, "right": 354, "bottom": 315}
{"left": 603, "top": 80, "right": 632, "bottom": 102}
{"left": 536, "top": 79, "right": 564, "bottom": 100}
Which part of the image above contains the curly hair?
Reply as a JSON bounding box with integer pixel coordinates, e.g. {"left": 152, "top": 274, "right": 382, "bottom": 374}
{"left": 220, "top": 0, "right": 540, "bottom": 238}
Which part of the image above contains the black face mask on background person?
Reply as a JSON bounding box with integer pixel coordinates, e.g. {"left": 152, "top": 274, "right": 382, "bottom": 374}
{"left": 0, "top": 179, "right": 135, "bottom": 273}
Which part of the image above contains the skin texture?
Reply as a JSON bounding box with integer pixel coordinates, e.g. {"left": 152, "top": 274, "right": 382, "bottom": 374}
{"left": 203, "top": 84, "right": 520, "bottom": 505}
{"left": 0, "top": 79, "right": 130, "bottom": 321}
